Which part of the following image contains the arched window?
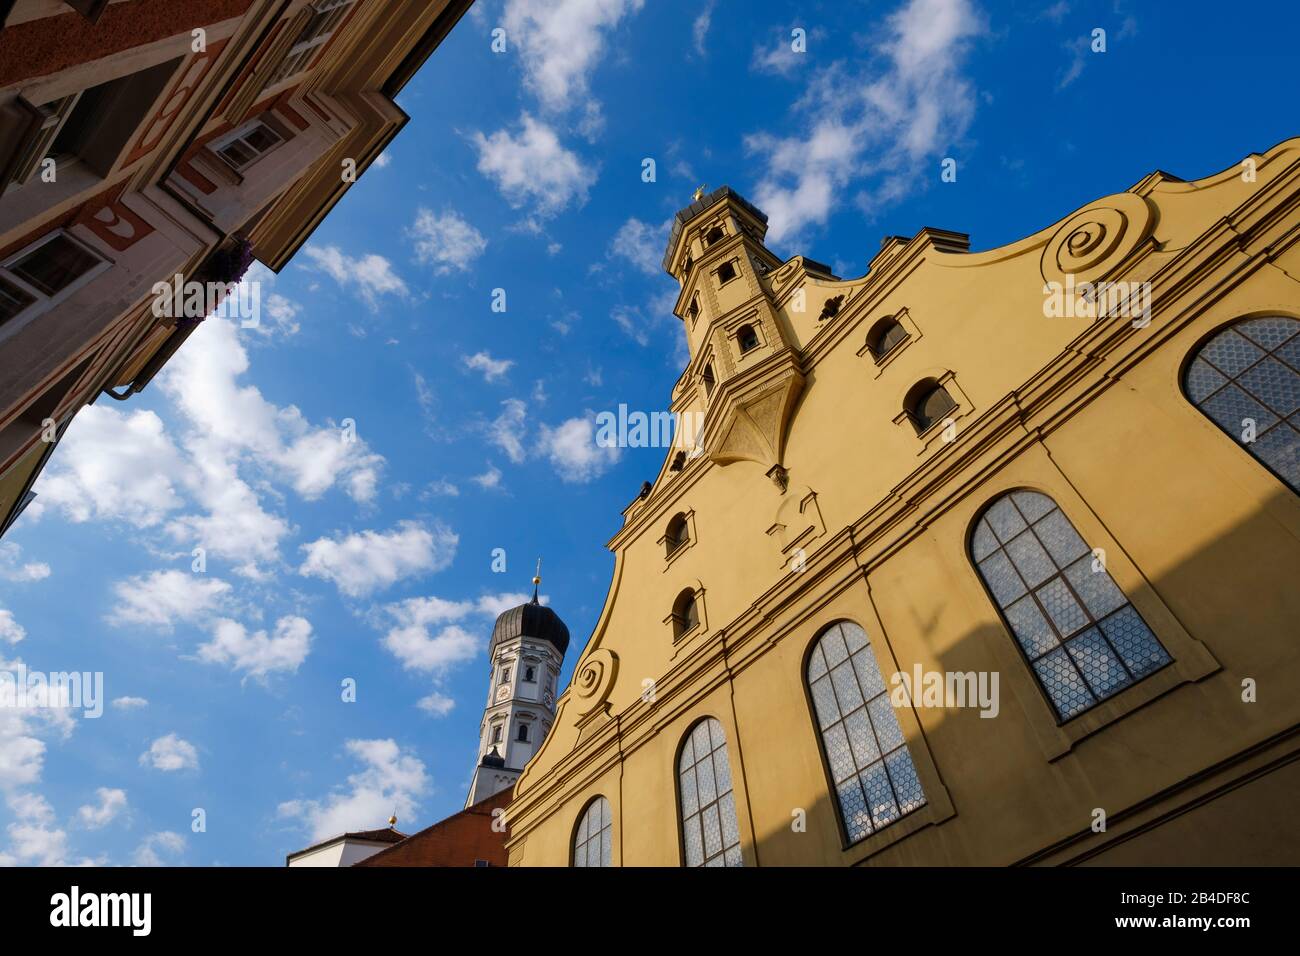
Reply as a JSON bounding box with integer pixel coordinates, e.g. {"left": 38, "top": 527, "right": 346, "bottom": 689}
{"left": 702, "top": 363, "right": 715, "bottom": 397}
{"left": 671, "top": 588, "right": 698, "bottom": 638}
{"left": 665, "top": 513, "right": 689, "bottom": 556}
{"left": 516, "top": 723, "right": 530, "bottom": 743}
{"left": 572, "top": 796, "right": 612, "bottom": 867}
{"left": 806, "top": 621, "right": 926, "bottom": 845}
{"left": 677, "top": 718, "right": 742, "bottom": 867}
{"left": 867, "top": 318, "right": 908, "bottom": 359}
{"left": 524, "top": 665, "right": 536, "bottom": 682}
{"left": 1183, "top": 316, "right": 1300, "bottom": 493}
{"left": 737, "top": 324, "right": 759, "bottom": 353}
{"left": 904, "top": 379, "right": 956, "bottom": 434}
{"left": 971, "top": 490, "right": 1172, "bottom": 722}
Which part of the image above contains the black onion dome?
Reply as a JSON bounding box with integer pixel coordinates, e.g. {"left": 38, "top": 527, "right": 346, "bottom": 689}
{"left": 479, "top": 746, "right": 506, "bottom": 768}
{"left": 489, "top": 596, "right": 569, "bottom": 657}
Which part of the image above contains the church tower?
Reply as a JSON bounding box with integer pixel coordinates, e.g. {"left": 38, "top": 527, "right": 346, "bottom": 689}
{"left": 663, "top": 185, "right": 822, "bottom": 487}
{"left": 466, "top": 568, "right": 569, "bottom": 807}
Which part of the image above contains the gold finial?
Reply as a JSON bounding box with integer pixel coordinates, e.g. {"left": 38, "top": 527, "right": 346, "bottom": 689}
{"left": 693, "top": 184, "right": 707, "bottom": 202}
{"left": 388, "top": 812, "right": 397, "bottom": 828}
{"left": 531, "top": 558, "right": 542, "bottom": 603}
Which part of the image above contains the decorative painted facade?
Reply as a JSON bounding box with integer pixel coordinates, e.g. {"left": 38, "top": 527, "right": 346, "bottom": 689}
{"left": 0, "top": 0, "right": 473, "bottom": 537}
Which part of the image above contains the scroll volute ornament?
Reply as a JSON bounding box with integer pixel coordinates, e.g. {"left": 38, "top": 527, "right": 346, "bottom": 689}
{"left": 573, "top": 648, "right": 619, "bottom": 717}
{"left": 1039, "top": 192, "right": 1155, "bottom": 287}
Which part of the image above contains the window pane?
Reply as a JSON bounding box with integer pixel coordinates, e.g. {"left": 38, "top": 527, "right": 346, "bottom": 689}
{"left": 219, "top": 140, "right": 257, "bottom": 169}
{"left": 0, "top": 276, "right": 37, "bottom": 323}
{"left": 805, "top": 624, "right": 927, "bottom": 846}
{"left": 1185, "top": 317, "right": 1300, "bottom": 496}
{"left": 972, "top": 491, "right": 1173, "bottom": 723}
{"left": 244, "top": 124, "right": 282, "bottom": 154}
{"left": 676, "top": 718, "right": 742, "bottom": 867}
{"left": 10, "top": 235, "right": 101, "bottom": 297}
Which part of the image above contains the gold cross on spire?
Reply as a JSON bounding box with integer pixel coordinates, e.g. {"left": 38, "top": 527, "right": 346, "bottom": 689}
{"left": 693, "top": 184, "right": 708, "bottom": 202}
{"left": 531, "top": 558, "right": 542, "bottom": 602}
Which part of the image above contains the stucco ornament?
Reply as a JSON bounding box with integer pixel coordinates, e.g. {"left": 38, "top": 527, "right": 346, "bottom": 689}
{"left": 1040, "top": 192, "right": 1154, "bottom": 287}
{"left": 573, "top": 648, "right": 619, "bottom": 716}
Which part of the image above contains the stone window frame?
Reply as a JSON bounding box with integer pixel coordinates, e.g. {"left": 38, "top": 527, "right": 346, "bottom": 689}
{"left": 659, "top": 508, "right": 698, "bottom": 570}
{"left": 857, "top": 308, "right": 922, "bottom": 378}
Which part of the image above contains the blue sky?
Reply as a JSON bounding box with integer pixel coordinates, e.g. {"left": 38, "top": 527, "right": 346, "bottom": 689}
{"left": 0, "top": 0, "right": 1296, "bottom": 866}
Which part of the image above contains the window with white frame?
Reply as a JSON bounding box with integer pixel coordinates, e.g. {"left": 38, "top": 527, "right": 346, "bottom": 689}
{"left": 211, "top": 118, "right": 285, "bottom": 172}
{"left": 269, "top": 0, "right": 358, "bottom": 85}
{"left": 0, "top": 232, "right": 109, "bottom": 328}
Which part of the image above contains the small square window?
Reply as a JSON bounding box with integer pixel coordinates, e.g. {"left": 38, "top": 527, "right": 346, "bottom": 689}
{"left": 716, "top": 261, "right": 737, "bottom": 285}
{"left": 9, "top": 234, "right": 103, "bottom": 297}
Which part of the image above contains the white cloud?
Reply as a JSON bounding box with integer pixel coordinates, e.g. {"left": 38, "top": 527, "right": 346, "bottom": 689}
{"left": 502, "top": 0, "right": 645, "bottom": 115}
{"left": 158, "top": 317, "right": 384, "bottom": 574}
{"left": 410, "top": 208, "right": 487, "bottom": 274}
{"left": 299, "top": 521, "right": 457, "bottom": 598}
{"left": 139, "top": 733, "right": 199, "bottom": 772}
{"left": 692, "top": 0, "right": 716, "bottom": 56}
{"left": 473, "top": 113, "right": 593, "bottom": 218}
{"left": 488, "top": 399, "right": 528, "bottom": 463}
{"left": 752, "top": 30, "right": 808, "bottom": 76}
{"left": 538, "top": 415, "right": 621, "bottom": 483}
{"left": 471, "top": 464, "right": 502, "bottom": 490}
{"left": 132, "top": 831, "right": 185, "bottom": 866}
{"left": 301, "top": 244, "right": 409, "bottom": 309}
{"left": 278, "top": 738, "right": 429, "bottom": 841}
{"left": 609, "top": 217, "right": 670, "bottom": 276}
{"left": 0, "top": 543, "right": 49, "bottom": 582}
{"left": 197, "top": 615, "right": 312, "bottom": 681}
{"left": 0, "top": 609, "right": 24, "bottom": 645}
{"left": 421, "top": 478, "right": 459, "bottom": 499}
{"left": 746, "top": 0, "right": 983, "bottom": 243}
{"left": 416, "top": 692, "right": 455, "bottom": 716}
{"left": 383, "top": 621, "right": 478, "bottom": 674}
{"left": 111, "top": 696, "right": 148, "bottom": 710}
{"left": 34, "top": 405, "right": 186, "bottom": 528}
{"left": 611, "top": 304, "right": 650, "bottom": 346}
{"left": 462, "top": 351, "right": 514, "bottom": 383}
{"left": 76, "top": 788, "right": 127, "bottom": 830}
{"left": 106, "top": 570, "right": 232, "bottom": 631}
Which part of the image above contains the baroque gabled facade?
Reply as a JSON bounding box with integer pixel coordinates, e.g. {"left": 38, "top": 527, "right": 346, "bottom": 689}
{"left": 0, "top": 0, "right": 472, "bottom": 538}
{"left": 506, "top": 141, "right": 1300, "bottom": 866}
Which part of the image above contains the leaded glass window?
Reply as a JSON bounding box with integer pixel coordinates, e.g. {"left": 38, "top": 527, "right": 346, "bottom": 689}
{"left": 1184, "top": 316, "right": 1300, "bottom": 494}
{"left": 807, "top": 621, "right": 927, "bottom": 845}
{"left": 971, "top": 491, "right": 1172, "bottom": 722}
{"left": 572, "top": 796, "right": 612, "bottom": 867}
{"left": 677, "top": 718, "right": 742, "bottom": 867}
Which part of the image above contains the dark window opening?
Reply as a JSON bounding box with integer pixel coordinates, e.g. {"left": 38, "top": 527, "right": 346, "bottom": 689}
{"left": 672, "top": 589, "right": 699, "bottom": 638}
{"left": 702, "top": 363, "right": 715, "bottom": 397}
{"left": 665, "top": 513, "right": 689, "bottom": 556}
{"left": 868, "top": 319, "right": 909, "bottom": 360}
{"left": 906, "top": 381, "right": 957, "bottom": 434}
{"left": 516, "top": 723, "right": 530, "bottom": 743}
{"left": 524, "top": 666, "right": 536, "bottom": 682}
{"left": 704, "top": 225, "right": 725, "bottom": 247}
{"left": 716, "top": 261, "right": 737, "bottom": 285}
{"left": 669, "top": 450, "right": 687, "bottom": 472}
{"left": 737, "top": 324, "right": 759, "bottom": 354}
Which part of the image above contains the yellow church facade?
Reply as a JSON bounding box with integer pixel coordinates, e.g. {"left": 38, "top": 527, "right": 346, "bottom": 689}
{"left": 507, "top": 139, "right": 1300, "bottom": 867}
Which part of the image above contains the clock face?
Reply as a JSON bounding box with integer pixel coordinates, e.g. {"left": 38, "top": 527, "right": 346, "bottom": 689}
{"left": 495, "top": 685, "right": 510, "bottom": 703}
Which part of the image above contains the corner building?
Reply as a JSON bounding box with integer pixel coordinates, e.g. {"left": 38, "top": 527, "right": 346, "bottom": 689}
{"left": 506, "top": 141, "right": 1300, "bottom": 866}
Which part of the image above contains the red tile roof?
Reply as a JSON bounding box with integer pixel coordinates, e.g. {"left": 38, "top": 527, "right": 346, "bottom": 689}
{"left": 354, "top": 788, "right": 513, "bottom": 867}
